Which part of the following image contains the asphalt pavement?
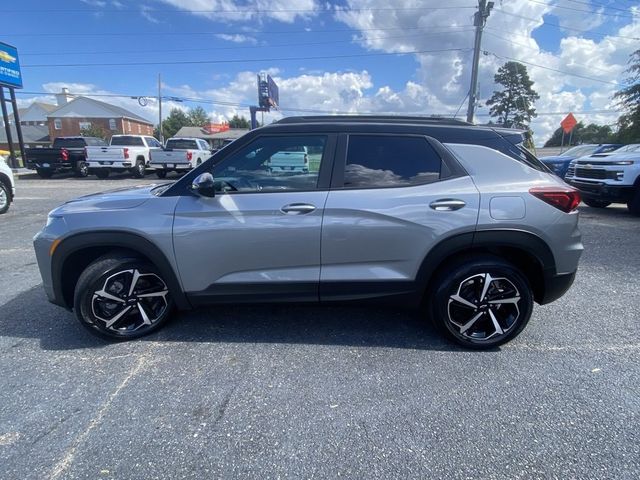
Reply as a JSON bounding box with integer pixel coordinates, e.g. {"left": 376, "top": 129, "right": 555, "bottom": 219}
{"left": 1, "top": 172, "right": 639, "bottom": 479}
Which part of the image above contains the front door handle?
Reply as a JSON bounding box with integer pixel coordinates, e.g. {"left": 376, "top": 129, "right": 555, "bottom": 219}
{"left": 429, "top": 199, "right": 466, "bottom": 211}
{"left": 281, "top": 203, "right": 316, "bottom": 215}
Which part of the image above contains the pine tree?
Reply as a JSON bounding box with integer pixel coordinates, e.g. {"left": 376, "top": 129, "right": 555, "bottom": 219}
{"left": 486, "top": 62, "right": 539, "bottom": 129}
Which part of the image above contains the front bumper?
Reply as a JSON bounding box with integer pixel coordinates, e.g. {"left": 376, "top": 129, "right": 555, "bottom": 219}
{"left": 566, "top": 179, "right": 635, "bottom": 203}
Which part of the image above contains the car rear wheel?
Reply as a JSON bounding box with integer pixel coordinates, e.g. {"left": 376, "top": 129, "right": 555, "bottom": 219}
{"left": 583, "top": 198, "right": 610, "bottom": 209}
{"left": 95, "top": 169, "right": 110, "bottom": 179}
{"left": 75, "top": 162, "right": 89, "bottom": 177}
{"left": 132, "top": 160, "right": 146, "bottom": 178}
{"left": 0, "top": 182, "right": 10, "bottom": 214}
{"left": 74, "top": 254, "right": 174, "bottom": 340}
{"left": 156, "top": 170, "right": 167, "bottom": 179}
{"left": 627, "top": 189, "right": 640, "bottom": 216}
{"left": 37, "top": 169, "right": 53, "bottom": 179}
{"left": 428, "top": 255, "right": 533, "bottom": 349}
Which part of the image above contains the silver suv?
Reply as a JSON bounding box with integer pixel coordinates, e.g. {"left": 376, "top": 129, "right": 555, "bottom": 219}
{"left": 34, "top": 116, "right": 583, "bottom": 348}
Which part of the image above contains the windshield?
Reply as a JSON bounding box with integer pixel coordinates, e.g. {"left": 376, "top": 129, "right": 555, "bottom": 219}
{"left": 166, "top": 139, "right": 199, "bottom": 150}
{"left": 52, "top": 138, "right": 87, "bottom": 148}
{"left": 616, "top": 144, "right": 640, "bottom": 153}
{"left": 562, "top": 145, "right": 597, "bottom": 157}
{"left": 111, "top": 136, "right": 144, "bottom": 146}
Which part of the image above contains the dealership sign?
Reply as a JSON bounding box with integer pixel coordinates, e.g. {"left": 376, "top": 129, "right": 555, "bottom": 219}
{"left": 0, "top": 41, "right": 22, "bottom": 89}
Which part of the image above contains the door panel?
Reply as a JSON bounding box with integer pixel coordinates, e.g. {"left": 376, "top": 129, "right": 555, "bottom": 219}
{"left": 173, "top": 190, "right": 328, "bottom": 300}
{"left": 320, "top": 176, "right": 480, "bottom": 294}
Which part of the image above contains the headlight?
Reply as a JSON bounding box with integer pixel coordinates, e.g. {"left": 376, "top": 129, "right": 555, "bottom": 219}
{"left": 611, "top": 160, "right": 634, "bottom": 165}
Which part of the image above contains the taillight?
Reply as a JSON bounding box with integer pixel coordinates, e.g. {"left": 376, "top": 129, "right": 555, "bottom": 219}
{"left": 60, "top": 148, "right": 69, "bottom": 161}
{"left": 529, "top": 186, "right": 581, "bottom": 213}
{"left": 186, "top": 151, "right": 193, "bottom": 161}
{"left": 123, "top": 148, "right": 129, "bottom": 159}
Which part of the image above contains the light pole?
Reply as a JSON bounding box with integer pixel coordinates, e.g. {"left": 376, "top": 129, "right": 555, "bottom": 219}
{"left": 466, "top": 0, "right": 493, "bottom": 123}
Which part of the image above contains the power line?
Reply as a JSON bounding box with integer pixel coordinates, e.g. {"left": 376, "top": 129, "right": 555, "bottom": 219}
{"left": 4, "top": 24, "right": 473, "bottom": 38}
{"left": 19, "top": 29, "right": 475, "bottom": 57}
{"left": 487, "top": 51, "right": 624, "bottom": 86}
{"left": 494, "top": 9, "right": 640, "bottom": 40}
{"left": 21, "top": 47, "right": 472, "bottom": 68}
{"left": 526, "top": 0, "right": 638, "bottom": 18}
{"left": 5, "top": 5, "right": 477, "bottom": 14}
{"left": 551, "top": 0, "right": 640, "bottom": 16}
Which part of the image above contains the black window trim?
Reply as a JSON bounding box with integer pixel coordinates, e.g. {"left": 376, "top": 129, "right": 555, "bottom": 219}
{"left": 330, "top": 132, "right": 467, "bottom": 190}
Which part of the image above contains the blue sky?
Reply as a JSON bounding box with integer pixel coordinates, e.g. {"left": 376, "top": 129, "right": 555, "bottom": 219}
{"left": 4, "top": 0, "right": 639, "bottom": 144}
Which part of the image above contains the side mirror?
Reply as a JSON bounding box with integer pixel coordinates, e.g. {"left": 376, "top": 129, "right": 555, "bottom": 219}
{"left": 190, "top": 172, "right": 216, "bottom": 197}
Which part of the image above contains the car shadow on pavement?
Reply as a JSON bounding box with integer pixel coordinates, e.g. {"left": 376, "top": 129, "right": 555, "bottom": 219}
{"left": 1, "top": 285, "right": 466, "bottom": 352}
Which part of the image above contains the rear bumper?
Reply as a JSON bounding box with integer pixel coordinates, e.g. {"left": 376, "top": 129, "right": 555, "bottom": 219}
{"left": 152, "top": 163, "right": 192, "bottom": 170}
{"left": 26, "top": 161, "right": 76, "bottom": 172}
{"left": 566, "top": 179, "right": 635, "bottom": 203}
{"left": 539, "top": 271, "right": 576, "bottom": 305}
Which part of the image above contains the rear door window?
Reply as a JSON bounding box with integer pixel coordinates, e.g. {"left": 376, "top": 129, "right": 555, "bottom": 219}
{"left": 341, "top": 135, "right": 441, "bottom": 188}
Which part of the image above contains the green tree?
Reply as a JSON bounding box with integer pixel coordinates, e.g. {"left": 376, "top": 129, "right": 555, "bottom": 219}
{"left": 228, "top": 114, "right": 250, "bottom": 129}
{"left": 486, "top": 61, "right": 540, "bottom": 129}
{"left": 80, "top": 123, "right": 109, "bottom": 140}
{"left": 544, "top": 122, "right": 615, "bottom": 147}
{"left": 161, "top": 108, "right": 190, "bottom": 138}
{"left": 187, "top": 106, "right": 211, "bottom": 127}
{"left": 614, "top": 49, "right": 640, "bottom": 142}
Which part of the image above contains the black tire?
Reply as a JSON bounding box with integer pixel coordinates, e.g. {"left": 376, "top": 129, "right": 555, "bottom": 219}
{"left": 196, "top": 158, "right": 202, "bottom": 166}
{"left": 37, "top": 169, "right": 53, "bottom": 179}
{"left": 75, "top": 162, "right": 89, "bottom": 178}
{"left": 156, "top": 170, "right": 167, "bottom": 179}
{"left": 428, "top": 255, "right": 533, "bottom": 349}
{"left": 0, "top": 181, "right": 10, "bottom": 214}
{"left": 73, "top": 254, "right": 174, "bottom": 340}
{"left": 627, "top": 188, "right": 640, "bottom": 216}
{"left": 132, "top": 159, "right": 146, "bottom": 178}
{"left": 583, "top": 198, "right": 610, "bottom": 209}
{"left": 95, "top": 169, "right": 110, "bottom": 179}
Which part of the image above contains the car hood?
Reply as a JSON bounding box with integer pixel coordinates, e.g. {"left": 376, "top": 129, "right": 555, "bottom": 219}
{"left": 540, "top": 155, "right": 572, "bottom": 162}
{"left": 53, "top": 184, "right": 164, "bottom": 213}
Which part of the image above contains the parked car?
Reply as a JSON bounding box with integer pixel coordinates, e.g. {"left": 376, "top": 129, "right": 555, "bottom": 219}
{"left": 34, "top": 116, "right": 582, "bottom": 349}
{"left": 265, "top": 145, "right": 309, "bottom": 173}
{"left": 25, "top": 136, "right": 107, "bottom": 178}
{"left": 540, "top": 144, "right": 622, "bottom": 178}
{"left": 565, "top": 144, "right": 640, "bottom": 215}
{"left": 0, "top": 150, "right": 16, "bottom": 214}
{"left": 85, "top": 135, "right": 162, "bottom": 179}
{"left": 149, "top": 137, "right": 212, "bottom": 178}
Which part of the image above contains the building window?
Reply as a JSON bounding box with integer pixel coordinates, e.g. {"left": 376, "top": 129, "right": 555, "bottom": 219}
{"left": 109, "top": 118, "right": 117, "bottom": 130}
{"left": 79, "top": 121, "right": 92, "bottom": 130}
{"left": 54, "top": 119, "right": 62, "bottom": 130}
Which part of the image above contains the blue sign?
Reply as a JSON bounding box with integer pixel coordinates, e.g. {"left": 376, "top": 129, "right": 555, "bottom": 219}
{"left": 0, "top": 42, "right": 23, "bottom": 89}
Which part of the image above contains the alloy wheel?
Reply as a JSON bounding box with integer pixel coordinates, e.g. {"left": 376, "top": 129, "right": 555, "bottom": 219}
{"left": 447, "top": 273, "right": 521, "bottom": 342}
{"left": 0, "top": 186, "right": 7, "bottom": 210}
{"left": 91, "top": 268, "right": 169, "bottom": 334}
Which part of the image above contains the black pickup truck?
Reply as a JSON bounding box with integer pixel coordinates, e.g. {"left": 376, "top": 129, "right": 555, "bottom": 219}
{"left": 26, "top": 136, "right": 107, "bottom": 178}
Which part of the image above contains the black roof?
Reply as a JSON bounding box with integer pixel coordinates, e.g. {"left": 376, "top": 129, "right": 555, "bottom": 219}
{"left": 274, "top": 115, "right": 472, "bottom": 126}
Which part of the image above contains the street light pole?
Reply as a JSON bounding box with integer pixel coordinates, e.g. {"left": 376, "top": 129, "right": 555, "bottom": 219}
{"left": 466, "top": 0, "right": 493, "bottom": 123}
{"left": 158, "top": 73, "right": 163, "bottom": 144}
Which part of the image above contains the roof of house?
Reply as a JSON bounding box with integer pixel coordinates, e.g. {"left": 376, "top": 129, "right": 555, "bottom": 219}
{"left": 47, "top": 96, "right": 152, "bottom": 125}
{"left": 9, "top": 102, "right": 57, "bottom": 122}
{"left": 0, "top": 124, "right": 50, "bottom": 144}
{"left": 174, "top": 126, "right": 250, "bottom": 140}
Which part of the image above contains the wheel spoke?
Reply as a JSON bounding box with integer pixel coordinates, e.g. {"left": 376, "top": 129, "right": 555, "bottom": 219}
{"left": 488, "top": 296, "right": 520, "bottom": 305}
{"left": 488, "top": 308, "right": 504, "bottom": 335}
{"left": 105, "top": 305, "right": 133, "bottom": 329}
{"left": 137, "top": 290, "right": 168, "bottom": 298}
{"left": 128, "top": 269, "right": 141, "bottom": 296}
{"left": 450, "top": 294, "right": 477, "bottom": 310}
{"left": 137, "top": 302, "right": 152, "bottom": 325}
{"left": 459, "top": 311, "right": 484, "bottom": 334}
{"left": 94, "top": 290, "right": 125, "bottom": 303}
{"left": 479, "top": 273, "right": 492, "bottom": 302}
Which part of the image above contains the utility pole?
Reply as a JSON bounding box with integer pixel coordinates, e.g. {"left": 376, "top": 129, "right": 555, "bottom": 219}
{"left": 158, "top": 73, "right": 163, "bottom": 144}
{"left": 466, "top": 0, "right": 494, "bottom": 123}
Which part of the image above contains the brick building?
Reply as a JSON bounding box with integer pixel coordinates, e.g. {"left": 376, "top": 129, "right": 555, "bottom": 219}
{"left": 47, "top": 89, "right": 154, "bottom": 140}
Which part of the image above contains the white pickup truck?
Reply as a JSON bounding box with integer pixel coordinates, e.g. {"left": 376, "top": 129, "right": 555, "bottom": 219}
{"left": 565, "top": 144, "right": 640, "bottom": 215}
{"left": 86, "top": 135, "right": 163, "bottom": 179}
{"left": 265, "top": 146, "right": 309, "bottom": 173}
{"left": 149, "top": 137, "right": 211, "bottom": 178}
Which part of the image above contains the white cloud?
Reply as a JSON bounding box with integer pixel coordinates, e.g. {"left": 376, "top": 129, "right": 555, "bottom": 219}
{"left": 215, "top": 34, "right": 258, "bottom": 44}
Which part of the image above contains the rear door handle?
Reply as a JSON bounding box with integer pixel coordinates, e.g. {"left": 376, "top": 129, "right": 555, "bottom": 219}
{"left": 429, "top": 199, "right": 466, "bottom": 211}
{"left": 281, "top": 203, "right": 316, "bottom": 215}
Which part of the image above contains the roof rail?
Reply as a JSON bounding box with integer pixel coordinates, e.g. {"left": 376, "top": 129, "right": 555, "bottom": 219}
{"left": 273, "top": 115, "right": 472, "bottom": 126}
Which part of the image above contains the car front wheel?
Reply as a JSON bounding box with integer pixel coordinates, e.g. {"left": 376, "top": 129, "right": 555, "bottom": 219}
{"left": 0, "top": 182, "right": 10, "bottom": 214}
{"left": 74, "top": 254, "right": 174, "bottom": 340}
{"left": 429, "top": 255, "right": 533, "bottom": 349}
